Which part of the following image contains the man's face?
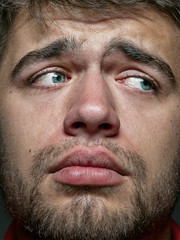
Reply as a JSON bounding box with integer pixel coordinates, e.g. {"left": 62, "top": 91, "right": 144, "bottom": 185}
{"left": 0, "top": 7, "right": 180, "bottom": 240}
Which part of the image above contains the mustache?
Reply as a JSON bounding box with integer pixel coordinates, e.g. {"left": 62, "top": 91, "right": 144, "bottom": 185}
{"left": 31, "top": 138, "right": 147, "bottom": 184}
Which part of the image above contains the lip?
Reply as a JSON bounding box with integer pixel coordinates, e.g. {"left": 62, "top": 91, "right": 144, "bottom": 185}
{"left": 50, "top": 146, "right": 129, "bottom": 186}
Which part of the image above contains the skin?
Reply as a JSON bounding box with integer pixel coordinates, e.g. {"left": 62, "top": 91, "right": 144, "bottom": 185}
{"left": 0, "top": 7, "right": 180, "bottom": 240}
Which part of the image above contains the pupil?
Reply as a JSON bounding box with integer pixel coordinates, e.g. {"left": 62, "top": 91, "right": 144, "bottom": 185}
{"left": 141, "top": 80, "right": 152, "bottom": 90}
{"left": 143, "top": 80, "right": 150, "bottom": 86}
{"left": 52, "top": 73, "right": 65, "bottom": 83}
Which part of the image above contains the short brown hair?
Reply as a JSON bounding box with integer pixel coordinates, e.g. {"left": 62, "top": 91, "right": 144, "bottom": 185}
{"left": 0, "top": 0, "right": 180, "bottom": 61}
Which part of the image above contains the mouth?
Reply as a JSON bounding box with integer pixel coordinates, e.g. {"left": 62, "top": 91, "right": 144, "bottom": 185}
{"left": 49, "top": 145, "right": 129, "bottom": 187}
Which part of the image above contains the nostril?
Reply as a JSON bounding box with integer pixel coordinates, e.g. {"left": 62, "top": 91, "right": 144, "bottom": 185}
{"left": 99, "top": 123, "right": 112, "bottom": 130}
{"left": 72, "top": 122, "right": 86, "bottom": 129}
{"left": 72, "top": 122, "right": 112, "bottom": 131}
{"left": 64, "top": 107, "right": 120, "bottom": 136}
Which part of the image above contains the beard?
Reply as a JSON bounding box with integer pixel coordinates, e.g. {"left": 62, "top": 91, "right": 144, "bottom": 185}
{"left": 0, "top": 138, "right": 179, "bottom": 240}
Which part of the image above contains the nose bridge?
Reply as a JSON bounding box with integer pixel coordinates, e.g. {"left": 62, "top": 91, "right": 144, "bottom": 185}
{"left": 77, "top": 69, "right": 112, "bottom": 112}
{"left": 64, "top": 68, "right": 120, "bottom": 137}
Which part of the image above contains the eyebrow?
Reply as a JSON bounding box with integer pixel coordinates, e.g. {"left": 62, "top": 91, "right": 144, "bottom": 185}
{"left": 106, "top": 39, "right": 176, "bottom": 87}
{"left": 11, "top": 36, "right": 176, "bottom": 87}
{"left": 11, "top": 37, "right": 81, "bottom": 79}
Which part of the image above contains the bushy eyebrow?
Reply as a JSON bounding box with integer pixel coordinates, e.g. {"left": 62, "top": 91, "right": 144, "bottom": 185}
{"left": 105, "top": 38, "right": 176, "bottom": 87}
{"left": 11, "top": 37, "right": 82, "bottom": 79}
{"left": 11, "top": 36, "right": 176, "bottom": 88}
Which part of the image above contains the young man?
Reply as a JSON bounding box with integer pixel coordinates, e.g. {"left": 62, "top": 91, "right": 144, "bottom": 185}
{"left": 0, "top": 0, "right": 180, "bottom": 239}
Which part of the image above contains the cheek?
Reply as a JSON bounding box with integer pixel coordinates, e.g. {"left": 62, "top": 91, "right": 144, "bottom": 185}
{"left": 112, "top": 84, "right": 180, "bottom": 170}
{"left": 120, "top": 103, "right": 180, "bottom": 178}
{"left": 0, "top": 92, "right": 68, "bottom": 172}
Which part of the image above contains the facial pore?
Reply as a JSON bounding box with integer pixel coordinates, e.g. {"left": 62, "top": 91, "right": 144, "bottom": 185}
{"left": 0, "top": 137, "right": 179, "bottom": 240}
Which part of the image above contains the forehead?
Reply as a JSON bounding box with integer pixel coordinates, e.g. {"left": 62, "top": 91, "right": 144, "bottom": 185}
{"left": 4, "top": 7, "right": 180, "bottom": 82}
{"left": 12, "top": 8, "right": 180, "bottom": 44}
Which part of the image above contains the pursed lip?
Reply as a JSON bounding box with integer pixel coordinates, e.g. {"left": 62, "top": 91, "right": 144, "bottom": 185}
{"left": 49, "top": 145, "right": 130, "bottom": 186}
{"left": 49, "top": 145, "right": 129, "bottom": 174}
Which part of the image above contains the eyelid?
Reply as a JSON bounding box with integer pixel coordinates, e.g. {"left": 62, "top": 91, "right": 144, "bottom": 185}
{"left": 115, "top": 71, "right": 161, "bottom": 92}
{"left": 28, "top": 67, "right": 71, "bottom": 84}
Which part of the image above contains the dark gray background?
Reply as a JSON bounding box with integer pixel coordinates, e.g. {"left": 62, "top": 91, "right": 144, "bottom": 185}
{"left": 0, "top": 192, "right": 180, "bottom": 239}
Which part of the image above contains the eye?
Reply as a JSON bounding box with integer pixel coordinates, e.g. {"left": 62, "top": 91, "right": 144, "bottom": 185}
{"left": 126, "top": 77, "right": 153, "bottom": 91}
{"left": 29, "top": 69, "right": 70, "bottom": 88}
{"left": 116, "top": 76, "right": 158, "bottom": 92}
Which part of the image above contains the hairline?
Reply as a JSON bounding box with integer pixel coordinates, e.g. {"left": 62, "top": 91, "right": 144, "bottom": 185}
{"left": 0, "top": 1, "right": 180, "bottom": 63}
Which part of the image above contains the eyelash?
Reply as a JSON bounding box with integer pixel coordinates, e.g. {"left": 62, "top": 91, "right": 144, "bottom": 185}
{"left": 27, "top": 67, "right": 71, "bottom": 86}
{"left": 115, "top": 73, "right": 160, "bottom": 93}
{"left": 24, "top": 66, "right": 160, "bottom": 96}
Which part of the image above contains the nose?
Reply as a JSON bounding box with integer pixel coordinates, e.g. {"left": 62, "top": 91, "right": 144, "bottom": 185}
{"left": 64, "top": 72, "right": 120, "bottom": 137}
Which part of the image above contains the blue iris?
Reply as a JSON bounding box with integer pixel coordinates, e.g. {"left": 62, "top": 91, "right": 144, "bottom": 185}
{"left": 140, "top": 79, "right": 152, "bottom": 91}
{"left": 52, "top": 73, "right": 66, "bottom": 83}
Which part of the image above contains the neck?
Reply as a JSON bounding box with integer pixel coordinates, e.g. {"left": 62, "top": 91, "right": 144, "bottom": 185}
{"left": 16, "top": 220, "right": 172, "bottom": 240}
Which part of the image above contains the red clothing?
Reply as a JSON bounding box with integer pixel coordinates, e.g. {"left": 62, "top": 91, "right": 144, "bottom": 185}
{"left": 171, "top": 220, "right": 180, "bottom": 240}
{"left": 4, "top": 222, "right": 33, "bottom": 240}
{"left": 4, "top": 220, "right": 180, "bottom": 240}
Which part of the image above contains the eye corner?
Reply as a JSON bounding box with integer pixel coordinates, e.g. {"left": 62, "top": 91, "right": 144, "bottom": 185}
{"left": 115, "top": 78, "right": 125, "bottom": 84}
{"left": 114, "top": 71, "right": 160, "bottom": 94}
{"left": 25, "top": 67, "right": 72, "bottom": 89}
